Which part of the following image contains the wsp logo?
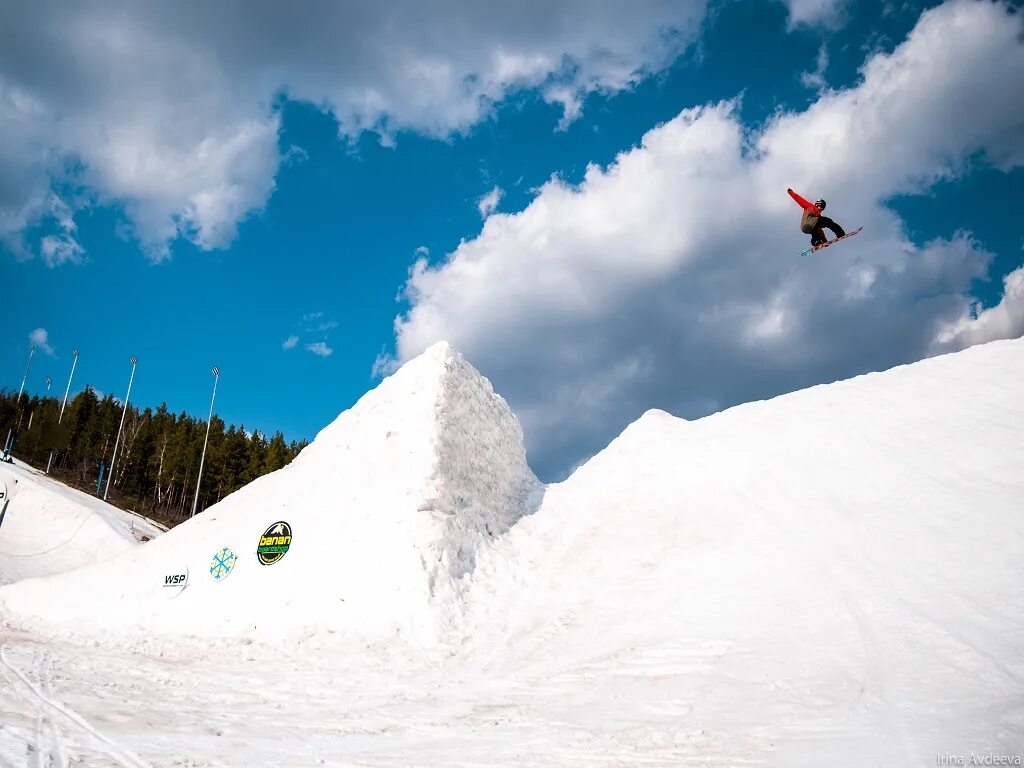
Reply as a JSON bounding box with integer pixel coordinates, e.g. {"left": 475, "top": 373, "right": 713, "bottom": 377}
{"left": 162, "top": 567, "right": 190, "bottom": 597}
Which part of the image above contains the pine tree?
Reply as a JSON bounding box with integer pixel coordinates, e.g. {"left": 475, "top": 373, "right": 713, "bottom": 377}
{"left": 264, "top": 431, "right": 289, "bottom": 473}
{"left": 1, "top": 381, "right": 308, "bottom": 526}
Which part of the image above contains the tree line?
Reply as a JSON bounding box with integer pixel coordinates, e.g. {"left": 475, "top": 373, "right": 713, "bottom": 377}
{"left": 0, "top": 386, "right": 308, "bottom": 525}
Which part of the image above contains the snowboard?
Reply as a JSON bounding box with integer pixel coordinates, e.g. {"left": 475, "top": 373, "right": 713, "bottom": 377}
{"left": 800, "top": 226, "right": 863, "bottom": 257}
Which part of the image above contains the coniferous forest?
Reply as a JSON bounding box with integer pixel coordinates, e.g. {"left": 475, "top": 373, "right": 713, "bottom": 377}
{"left": 0, "top": 386, "right": 308, "bottom": 527}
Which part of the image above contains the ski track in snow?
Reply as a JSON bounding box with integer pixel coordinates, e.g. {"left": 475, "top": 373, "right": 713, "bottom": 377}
{"left": 1, "top": 643, "right": 151, "bottom": 768}
{"left": 0, "top": 632, "right": 792, "bottom": 767}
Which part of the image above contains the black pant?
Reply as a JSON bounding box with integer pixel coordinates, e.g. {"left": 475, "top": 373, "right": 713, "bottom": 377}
{"left": 811, "top": 216, "right": 844, "bottom": 246}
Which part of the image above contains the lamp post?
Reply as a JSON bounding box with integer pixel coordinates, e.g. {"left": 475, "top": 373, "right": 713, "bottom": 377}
{"left": 16, "top": 344, "right": 35, "bottom": 403}
{"left": 3, "top": 344, "right": 36, "bottom": 459}
{"left": 104, "top": 357, "right": 136, "bottom": 501}
{"left": 46, "top": 349, "right": 79, "bottom": 475}
{"left": 191, "top": 367, "right": 220, "bottom": 518}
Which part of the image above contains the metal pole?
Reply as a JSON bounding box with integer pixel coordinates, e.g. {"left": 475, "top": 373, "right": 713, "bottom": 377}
{"left": 59, "top": 350, "right": 79, "bottom": 421}
{"left": 0, "top": 480, "right": 9, "bottom": 531}
{"left": 104, "top": 357, "right": 137, "bottom": 501}
{"left": 46, "top": 350, "right": 78, "bottom": 474}
{"left": 16, "top": 344, "right": 35, "bottom": 403}
{"left": 4, "top": 344, "right": 36, "bottom": 459}
{"left": 191, "top": 367, "right": 220, "bottom": 518}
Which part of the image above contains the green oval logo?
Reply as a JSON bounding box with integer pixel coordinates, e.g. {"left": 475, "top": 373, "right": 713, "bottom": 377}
{"left": 257, "top": 521, "right": 292, "bottom": 566}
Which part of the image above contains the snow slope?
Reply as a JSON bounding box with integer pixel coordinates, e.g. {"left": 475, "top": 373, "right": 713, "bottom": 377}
{"left": 0, "top": 337, "right": 1021, "bottom": 766}
{"left": 0, "top": 342, "right": 541, "bottom": 644}
{"left": 0, "top": 461, "right": 163, "bottom": 586}
{"left": 457, "top": 336, "right": 1024, "bottom": 763}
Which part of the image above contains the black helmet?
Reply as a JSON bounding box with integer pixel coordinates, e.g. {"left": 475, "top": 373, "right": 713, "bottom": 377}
{"left": 815, "top": 199, "right": 826, "bottom": 210}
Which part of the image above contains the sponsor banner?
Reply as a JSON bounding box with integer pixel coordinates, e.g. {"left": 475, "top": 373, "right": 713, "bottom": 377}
{"left": 257, "top": 521, "right": 292, "bottom": 566}
{"left": 209, "top": 547, "right": 238, "bottom": 581}
{"left": 162, "top": 567, "right": 189, "bottom": 598}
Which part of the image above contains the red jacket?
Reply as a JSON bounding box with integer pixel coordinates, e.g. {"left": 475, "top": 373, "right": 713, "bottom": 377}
{"left": 787, "top": 188, "right": 821, "bottom": 217}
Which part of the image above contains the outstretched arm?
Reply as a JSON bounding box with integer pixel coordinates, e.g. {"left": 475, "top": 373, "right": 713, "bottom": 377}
{"left": 787, "top": 188, "right": 814, "bottom": 210}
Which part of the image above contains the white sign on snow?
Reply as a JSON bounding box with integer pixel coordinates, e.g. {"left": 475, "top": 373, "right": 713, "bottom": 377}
{"left": 162, "top": 567, "right": 189, "bottom": 598}
{"left": 209, "top": 547, "right": 238, "bottom": 581}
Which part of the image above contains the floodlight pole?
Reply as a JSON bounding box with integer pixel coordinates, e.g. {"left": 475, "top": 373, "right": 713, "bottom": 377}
{"left": 46, "top": 349, "right": 79, "bottom": 475}
{"left": 16, "top": 344, "right": 35, "bottom": 403}
{"left": 104, "top": 357, "right": 136, "bottom": 501}
{"left": 191, "top": 366, "right": 220, "bottom": 518}
{"left": 3, "top": 344, "right": 36, "bottom": 459}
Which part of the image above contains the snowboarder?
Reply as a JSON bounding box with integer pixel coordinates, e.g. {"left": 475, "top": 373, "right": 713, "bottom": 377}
{"left": 787, "top": 188, "right": 845, "bottom": 247}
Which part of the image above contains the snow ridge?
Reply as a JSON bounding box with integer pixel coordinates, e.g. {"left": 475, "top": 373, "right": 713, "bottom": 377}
{"left": 422, "top": 345, "right": 543, "bottom": 586}
{"left": 0, "top": 341, "right": 540, "bottom": 645}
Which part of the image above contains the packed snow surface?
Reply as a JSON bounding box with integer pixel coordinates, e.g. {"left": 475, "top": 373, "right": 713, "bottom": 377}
{"left": 1, "top": 338, "right": 1023, "bottom": 767}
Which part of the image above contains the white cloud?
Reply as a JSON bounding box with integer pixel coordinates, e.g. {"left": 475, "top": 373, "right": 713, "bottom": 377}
{"left": 40, "top": 233, "right": 84, "bottom": 267}
{"left": 544, "top": 85, "right": 585, "bottom": 131}
{"left": 385, "top": 0, "right": 1024, "bottom": 478}
{"left": 477, "top": 186, "right": 504, "bottom": 218}
{"left": 934, "top": 267, "right": 1024, "bottom": 350}
{"left": 39, "top": 193, "right": 85, "bottom": 266}
{"left": 0, "top": 0, "right": 708, "bottom": 260}
{"left": 783, "top": 0, "right": 849, "bottom": 28}
{"left": 281, "top": 335, "right": 299, "bottom": 351}
{"left": 305, "top": 341, "right": 333, "bottom": 358}
{"left": 29, "top": 328, "right": 55, "bottom": 356}
{"left": 800, "top": 43, "right": 830, "bottom": 90}
{"left": 301, "top": 312, "right": 338, "bottom": 332}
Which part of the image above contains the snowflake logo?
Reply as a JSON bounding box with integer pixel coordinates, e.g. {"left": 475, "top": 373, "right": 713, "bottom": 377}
{"left": 209, "top": 547, "right": 237, "bottom": 581}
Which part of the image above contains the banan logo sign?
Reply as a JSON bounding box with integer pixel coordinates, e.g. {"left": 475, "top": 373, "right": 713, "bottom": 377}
{"left": 257, "top": 521, "right": 293, "bottom": 566}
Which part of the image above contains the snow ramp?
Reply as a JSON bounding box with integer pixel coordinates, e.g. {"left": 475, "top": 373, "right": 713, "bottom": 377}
{"left": 0, "top": 342, "right": 541, "bottom": 643}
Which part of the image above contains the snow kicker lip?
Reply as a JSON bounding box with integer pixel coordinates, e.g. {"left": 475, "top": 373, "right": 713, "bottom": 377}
{"left": 257, "top": 521, "right": 292, "bottom": 566}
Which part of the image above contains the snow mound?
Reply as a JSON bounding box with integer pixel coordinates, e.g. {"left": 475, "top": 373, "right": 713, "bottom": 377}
{"left": 458, "top": 337, "right": 1024, "bottom": 761}
{"left": 0, "top": 342, "right": 540, "bottom": 644}
{"left": 0, "top": 462, "right": 159, "bottom": 586}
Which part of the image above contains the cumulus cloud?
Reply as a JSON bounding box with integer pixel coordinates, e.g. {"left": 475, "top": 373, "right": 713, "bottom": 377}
{"left": 477, "top": 186, "right": 504, "bottom": 218}
{"left": 29, "top": 328, "right": 55, "bottom": 356}
{"left": 305, "top": 341, "right": 333, "bottom": 358}
{"left": 281, "top": 335, "right": 299, "bottom": 351}
{"left": 0, "top": 0, "right": 707, "bottom": 260}
{"left": 385, "top": 0, "right": 1024, "bottom": 478}
{"left": 934, "top": 266, "right": 1024, "bottom": 350}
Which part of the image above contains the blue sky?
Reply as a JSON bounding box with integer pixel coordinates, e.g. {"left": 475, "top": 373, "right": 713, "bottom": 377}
{"left": 2, "top": 0, "right": 1022, "bottom": 479}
